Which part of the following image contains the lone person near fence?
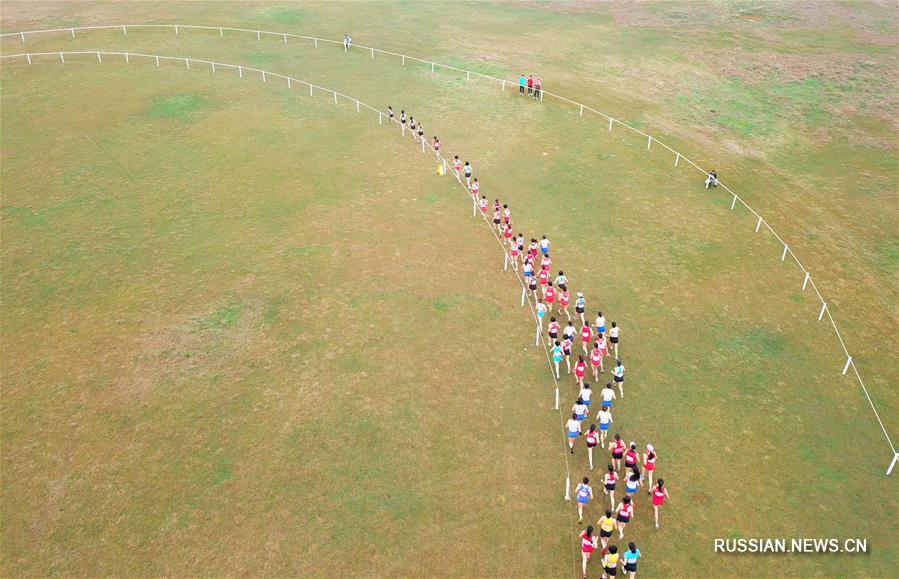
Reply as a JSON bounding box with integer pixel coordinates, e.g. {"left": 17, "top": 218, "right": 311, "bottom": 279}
{"left": 705, "top": 170, "right": 718, "bottom": 188}
{"left": 344, "top": 33, "right": 352, "bottom": 50}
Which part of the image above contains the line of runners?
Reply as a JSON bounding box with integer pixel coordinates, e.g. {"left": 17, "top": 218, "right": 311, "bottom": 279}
{"left": 389, "top": 105, "right": 668, "bottom": 578}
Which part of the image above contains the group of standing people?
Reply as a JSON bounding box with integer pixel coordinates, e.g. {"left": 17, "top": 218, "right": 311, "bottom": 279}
{"left": 519, "top": 73, "right": 542, "bottom": 100}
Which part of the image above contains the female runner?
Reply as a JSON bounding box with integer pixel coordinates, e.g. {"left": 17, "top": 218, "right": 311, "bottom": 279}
{"left": 536, "top": 299, "right": 547, "bottom": 333}
{"left": 597, "top": 406, "right": 613, "bottom": 446}
{"left": 528, "top": 273, "right": 539, "bottom": 300}
{"left": 566, "top": 413, "right": 581, "bottom": 453}
{"left": 585, "top": 423, "right": 599, "bottom": 470}
{"left": 651, "top": 479, "right": 670, "bottom": 528}
{"left": 555, "top": 270, "right": 568, "bottom": 289}
{"left": 537, "top": 269, "right": 549, "bottom": 297}
{"left": 502, "top": 204, "right": 511, "bottom": 225}
{"left": 580, "top": 526, "right": 598, "bottom": 579}
{"left": 597, "top": 509, "right": 617, "bottom": 550}
{"left": 478, "top": 195, "right": 488, "bottom": 214}
{"left": 561, "top": 335, "right": 573, "bottom": 375}
{"left": 601, "top": 544, "right": 619, "bottom": 579}
{"left": 574, "top": 355, "right": 587, "bottom": 388}
{"left": 575, "top": 476, "right": 593, "bottom": 523}
{"left": 579, "top": 382, "right": 593, "bottom": 409}
{"left": 600, "top": 382, "right": 616, "bottom": 409}
{"left": 595, "top": 311, "right": 606, "bottom": 338}
{"left": 508, "top": 236, "right": 519, "bottom": 270}
{"left": 463, "top": 161, "right": 472, "bottom": 186}
{"left": 493, "top": 208, "right": 502, "bottom": 232}
{"left": 580, "top": 322, "right": 593, "bottom": 355}
{"left": 453, "top": 154, "right": 462, "bottom": 177}
{"left": 544, "top": 282, "right": 556, "bottom": 313}
{"left": 609, "top": 321, "right": 620, "bottom": 358}
{"left": 602, "top": 465, "right": 617, "bottom": 510}
{"left": 623, "top": 442, "right": 638, "bottom": 471}
{"left": 643, "top": 444, "right": 658, "bottom": 492}
{"left": 548, "top": 317, "right": 560, "bottom": 343}
{"left": 622, "top": 543, "right": 641, "bottom": 579}
{"left": 573, "top": 397, "right": 589, "bottom": 422}
{"left": 575, "top": 292, "right": 587, "bottom": 324}
{"left": 615, "top": 495, "right": 634, "bottom": 539}
{"left": 541, "top": 253, "right": 553, "bottom": 273}
{"left": 552, "top": 340, "right": 564, "bottom": 379}
{"left": 596, "top": 334, "right": 609, "bottom": 371}
{"left": 471, "top": 177, "right": 480, "bottom": 198}
{"left": 612, "top": 359, "right": 625, "bottom": 398}
{"left": 591, "top": 342, "right": 604, "bottom": 381}
{"left": 624, "top": 467, "right": 641, "bottom": 498}
{"left": 609, "top": 434, "right": 625, "bottom": 471}
{"left": 559, "top": 288, "right": 571, "bottom": 320}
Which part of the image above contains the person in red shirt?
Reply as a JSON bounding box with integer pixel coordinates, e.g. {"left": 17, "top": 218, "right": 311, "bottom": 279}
{"left": 538, "top": 269, "right": 549, "bottom": 296}
{"left": 534, "top": 77, "right": 542, "bottom": 100}
{"left": 527, "top": 74, "right": 534, "bottom": 96}
{"left": 545, "top": 282, "right": 556, "bottom": 312}
{"left": 580, "top": 322, "right": 593, "bottom": 355}
{"left": 609, "top": 434, "right": 625, "bottom": 471}
{"left": 559, "top": 288, "right": 571, "bottom": 321}
{"left": 574, "top": 355, "right": 587, "bottom": 387}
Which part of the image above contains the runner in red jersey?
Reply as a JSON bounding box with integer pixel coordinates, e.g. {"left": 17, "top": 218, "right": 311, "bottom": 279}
{"left": 609, "top": 434, "right": 625, "bottom": 471}
{"left": 541, "top": 253, "right": 552, "bottom": 272}
{"left": 602, "top": 464, "right": 618, "bottom": 510}
{"left": 580, "top": 323, "right": 593, "bottom": 355}
{"left": 624, "top": 443, "right": 639, "bottom": 471}
{"left": 643, "top": 444, "right": 658, "bottom": 491}
{"left": 651, "top": 479, "right": 670, "bottom": 528}
{"left": 580, "top": 525, "right": 597, "bottom": 579}
{"left": 544, "top": 282, "right": 556, "bottom": 312}
{"left": 508, "top": 237, "right": 520, "bottom": 270}
{"left": 471, "top": 177, "right": 480, "bottom": 198}
{"left": 548, "top": 317, "right": 560, "bottom": 342}
{"left": 615, "top": 495, "right": 634, "bottom": 539}
{"left": 559, "top": 288, "right": 571, "bottom": 321}
{"left": 574, "top": 355, "right": 587, "bottom": 387}
{"left": 538, "top": 269, "right": 549, "bottom": 297}
{"left": 585, "top": 424, "right": 600, "bottom": 470}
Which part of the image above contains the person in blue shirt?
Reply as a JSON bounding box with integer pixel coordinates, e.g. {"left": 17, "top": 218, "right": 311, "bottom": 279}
{"left": 519, "top": 73, "right": 526, "bottom": 95}
{"left": 623, "top": 542, "right": 641, "bottom": 578}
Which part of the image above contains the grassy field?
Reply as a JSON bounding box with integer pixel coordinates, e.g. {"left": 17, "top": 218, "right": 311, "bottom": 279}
{"left": 2, "top": 1, "right": 897, "bottom": 577}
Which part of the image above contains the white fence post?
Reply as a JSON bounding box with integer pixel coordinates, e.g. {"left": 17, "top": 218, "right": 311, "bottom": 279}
{"left": 466, "top": 71, "right": 470, "bottom": 81}
{"left": 185, "top": 58, "right": 190, "bottom": 70}
{"left": 20, "top": 31, "right": 25, "bottom": 42}
{"left": 540, "top": 90, "right": 543, "bottom": 102}
{"left": 502, "top": 79, "right": 506, "bottom": 90}
{"left": 521, "top": 286, "right": 526, "bottom": 306}
{"left": 781, "top": 244, "right": 788, "bottom": 262}
{"left": 211, "top": 62, "right": 215, "bottom": 74}
{"left": 818, "top": 302, "right": 827, "bottom": 321}
{"left": 504, "top": 253, "right": 509, "bottom": 271}
{"left": 356, "top": 100, "right": 360, "bottom": 113}
{"left": 802, "top": 271, "right": 810, "bottom": 291}
{"left": 402, "top": 54, "right": 405, "bottom": 66}
{"left": 564, "top": 476, "right": 571, "bottom": 501}
{"left": 287, "top": 76, "right": 290, "bottom": 87}
{"left": 887, "top": 452, "right": 899, "bottom": 476}
{"left": 333, "top": 91, "right": 337, "bottom": 104}
{"left": 431, "top": 62, "right": 435, "bottom": 73}
{"left": 60, "top": 52, "right": 65, "bottom": 63}
{"left": 675, "top": 152, "right": 680, "bottom": 167}
{"left": 122, "top": 25, "right": 127, "bottom": 36}
{"left": 124, "top": 53, "right": 129, "bottom": 64}
{"left": 755, "top": 216, "right": 763, "bottom": 233}
{"left": 421, "top": 138, "right": 425, "bottom": 153}
{"left": 371, "top": 47, "right": 374, "bottom": 59}
{"left": 26, "top": 53, "right": 31, "bottom": 64}
{"left": 309, "top": 84, "right": 313, "bottom": 96}
{"left": 579, "top": 104, "right": 584, "bottom": 117}
{"left": 379, "top": 112, "right": 382, "bottom": 125}
{"left": 238, "top": 65, "right": 242, "bottom": 78}
{"left": 261, "top": 70, "right": 265, "bottom": 82}
{"left": 535, "top": 324, "right": 540, "bottom": 346}
{"left": 70, "top": 27, "right": 75, "bottom": 38}
{"left": 555, "top": 387, "right": 560, "bottom": 410}
{"left": 284, "top": 33, "right": 287, "bottom": 44}
{"left": 647, "top": 135, "right": 652, "bottom": 150}
{"left": 257, "top": 30, "right": 261, "bottom": 41}
{"left": 731, "top": 194, "right": 737, "bottom": 210}
{"left": 174, "top": 25, "right": 179, "bottom": 35}
{"left": 219, "top": 27, "right": 223, "bottom": 37}
{"left": 608, "top": 117, "right": 613, "bottom": 130}
{"left": 842, "top": 356, "right": 852, "bottom": 375}
{"left": 155, "top": 55, "right": 159, "bottom": 66}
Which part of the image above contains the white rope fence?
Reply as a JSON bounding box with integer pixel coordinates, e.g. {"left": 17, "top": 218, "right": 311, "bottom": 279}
{"left": 1, "top": 24, "right": 894, "bottom": 472}
{"left": 0, "top": 50, "right": 589, "bottom": 572}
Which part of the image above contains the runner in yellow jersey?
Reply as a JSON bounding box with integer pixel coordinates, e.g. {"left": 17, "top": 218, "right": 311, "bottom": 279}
{"left": 601, "top": 544, "right": 620, "bottom": 578}
{"left": 597, "top": 509, "right": 617, "bottom": 549}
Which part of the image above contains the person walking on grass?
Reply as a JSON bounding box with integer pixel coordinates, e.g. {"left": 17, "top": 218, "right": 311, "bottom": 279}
{"left": 622, "top": 542, "right": 641, "bottom": 579}
{"left": 602, "top": 465, "right": 617, "bottom": 510}
{"left": 609, "top": 433, "right": 625, "bottom": 471}
{"left": 609, "top": 321, "right": 620, "bottom": 358}
{"left": 597, "top": 406, "right": 613, "bottom": 446}
{"left": 597, "top": 510, "right": 617, "bottom": 550}
{"left": 534, "top": 77, "right": 542, "bottom": 100}
{"left": 519, "top": 73, "right": 527, "bottom": 95}
{"left": 575, "top": 292, "right": 587, "bottom": 325}
{"left": 527, "top": 74, "right": 534, "bottom": 95}
{"left": 643, "top": 444, "right": 658, "bottom": 491}
{"left": 612, "top": 359, "right": 625, "bottom": 397}
{"left": 585, "top": 423, "right": 599, "bottom": 470}
{"left": 615, "top": 495, "right": 634, "bottom": 539}
{"left": 705, "top": 169, "right": 718, "bottom": 188}
{"left": 344, "top": 33, "right": 351, "bottom": 50}
{"left": 651, "top": 479, "right": 670, "bottom": 528}
{"left": 580, "top": 526, "right": 598, "bottom": 579}
{"left": 575, "top": 476, "right": 593, "bottom": 523}
{"left": 566, "top": 412, "right": 582, "bottom": 453}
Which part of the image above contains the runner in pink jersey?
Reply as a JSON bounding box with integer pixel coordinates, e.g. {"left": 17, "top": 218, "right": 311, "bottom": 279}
{"left": 580, "top": 322, "right": 593, "bottom": 355}
{"left": 559, "top": 288, "right": 571, "bottom": 321}
{"left": 591, "top": 341, "right": 604, "bottom": 380}
{"left": 544, "top": 282, "right": 556, "bottom": 313}
{"left": 478, "top": 196, "right": 488, "bottom": 214}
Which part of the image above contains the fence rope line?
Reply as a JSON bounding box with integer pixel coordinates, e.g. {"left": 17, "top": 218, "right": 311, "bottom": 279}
{"left": 0, "top": 50, "right": 583, "bottom": 574}
{"left": 1, "top": 23, "right": 892, "bottom": 463}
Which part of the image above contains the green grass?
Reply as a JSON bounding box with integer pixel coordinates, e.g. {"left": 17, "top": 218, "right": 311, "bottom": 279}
{"left": 1, "top": 1, "right": 897, "bottom": 577}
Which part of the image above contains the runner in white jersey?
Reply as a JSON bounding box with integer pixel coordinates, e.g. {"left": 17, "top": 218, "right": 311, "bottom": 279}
{"left": 566, "top": 413, "right": 581, "bottom": 453}
{"left": 612, "top": 359, "right": 625, "bottom": 398}
{"left": 597, "top": 406, "right": 613, "bottom": 446}
{"left": 609, "top": 321, "right": 620, "bottom": 358}
{"left": 601, "top": 382, "right": 616, "bottom": 408}
{"left": 539, "top": 235, "right": 551, "bottom": 254}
